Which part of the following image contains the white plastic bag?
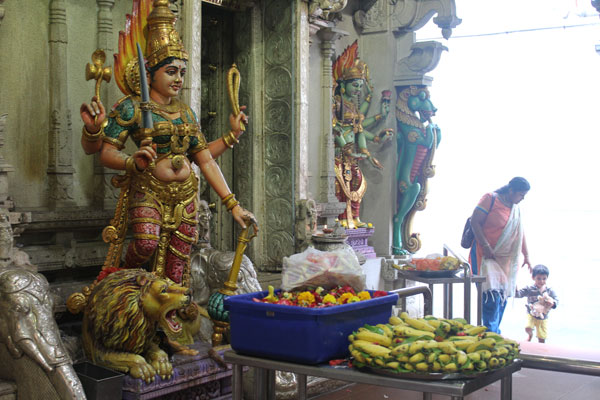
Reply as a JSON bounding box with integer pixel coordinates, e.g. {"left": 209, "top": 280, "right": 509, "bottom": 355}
{"left": 281, "top": 247, "right": 366, "bottom": 291}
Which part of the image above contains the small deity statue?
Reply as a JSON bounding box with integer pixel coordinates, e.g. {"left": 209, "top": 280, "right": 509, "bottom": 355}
{"left": 393, "top": 86, "right": 441, "bottom": 255}
{"left": 332, "top": 41, "right": 393, "bottom": 229}
{"left": 79, "top": 0, "right": 257, "bottom": 287}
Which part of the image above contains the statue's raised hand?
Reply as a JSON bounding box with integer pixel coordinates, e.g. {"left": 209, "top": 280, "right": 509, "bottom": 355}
{"left": 369, "top": 156, "right": 384, "bottom": 170}
{"left": 80, "top": 96, "right": 106, "bottom": 133}
{"left": 229, "top": 105, "right": 249, "bottom": 139}
{"left": 380, "top": 100, "right": 390, "bottom": 117}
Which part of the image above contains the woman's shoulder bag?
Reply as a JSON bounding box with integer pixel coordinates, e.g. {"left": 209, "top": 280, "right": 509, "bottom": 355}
{"left": 460, "top": 193, "right": 497, "bottom": 249}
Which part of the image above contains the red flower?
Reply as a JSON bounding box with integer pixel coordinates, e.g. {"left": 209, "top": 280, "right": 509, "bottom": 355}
{"left": 372, "top": 291, "right": 388, "bottom": 298}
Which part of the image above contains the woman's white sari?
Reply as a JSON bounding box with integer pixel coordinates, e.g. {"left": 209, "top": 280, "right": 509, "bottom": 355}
{"left": 480, "top": 205, "right": 523, "bottom": 300}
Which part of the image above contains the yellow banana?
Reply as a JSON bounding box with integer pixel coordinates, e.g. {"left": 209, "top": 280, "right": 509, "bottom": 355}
{"left": 388, "top": 315, "right": 406, "bottom": 326}
{"left": 409, "top": 352, "right": 425, "bottom": 364}
{"left": 428, "top": 319, "right": 451, "bottom": 332}
{"left": 467, "top": 352, "right": 481, "bottom": 362}
{"left": 374, "top": 358, "right": 386, "bottom": 367}
{"left": 393, "top": 325, "right": 435, "bottom": 338}
{"left": 409, "top": 340, "right": 427, "bottom": 354}
{"left": 376, "top": 324, "right": 394, "bottom": 338}
{"left": 348, "top": 334, "right": 355, "bottom": 342}
{"left": 475, "top": 360, "right": 487, "bottom": 370}
{"left": 386, "top": 361, "right": 400, "bottom": 369}
{"left": 427, "top": 352, "right": 438, "bottom": 363}
{"left": 415, "top": 362, "right": 429, "bottom": 372}
{"left": 354, "top": 330, "right": 392, "bottom": 348}
{"left": 448, "top": 335, "right": 479, "bottom": 341}
{"left": 396, "top": 354, "right": 409, "bottom": 362}
{"left": 391, "top": 343, "right": 410, "bottom": 356}
{"left": 466, "top": 338, "right": 496, "bottom": 354}
{"left": 456, "top": 350, "right": 468, "bottom": 365}
{"left": 453, "top": 340, "right": 477, "bottom": 350}
{"left": 443, "top": 362, "right": 458, "bottom": 372}
{"left": 489, "top": 357, "right": 500, "bottom": 369}
{"left": 431, "top": 361, "right": 442, "bottom": 372}
{"left": 438, "top": 354, "right": 452, "bottom": 364}
{"left": 400, "top": 312, "right": 436, "bottom": 332}
{"left": 352, "top": 340, "right": 392, "bottom": 358}
{"left": 464, "top": 326, "right": 488, "bottom": 336}
{"left": 403, "top": 363, "right": 414, "bottom": 371}
{"left": 438, "top": 341, "right": 458, "bottom": 354}
{"left": 351, "top": 349, "right": 366, "bottom": 363}
{"left": 476, "top": 350, "right": 492, "bottom": 360}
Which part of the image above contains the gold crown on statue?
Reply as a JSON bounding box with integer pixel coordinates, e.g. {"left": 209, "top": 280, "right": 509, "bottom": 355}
{"left": 145, "top": 0, "right": 188, "bottom": 68}
{"left": 341, "top": 59, "right": 367, "bottom": 81}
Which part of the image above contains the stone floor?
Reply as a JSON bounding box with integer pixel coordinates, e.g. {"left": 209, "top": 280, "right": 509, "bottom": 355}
{"left": 311, "top": 368, "right": 600, "bottom": 400}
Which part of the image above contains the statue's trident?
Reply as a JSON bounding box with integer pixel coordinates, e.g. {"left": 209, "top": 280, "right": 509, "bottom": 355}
{"left": 85, "top": 49, "right": 112, "bottom": 123}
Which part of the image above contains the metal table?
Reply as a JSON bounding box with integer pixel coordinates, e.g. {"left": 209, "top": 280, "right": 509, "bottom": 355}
{"left": 385, "top": 245, "right": 486, "bottom": 325}
{"left": 224, "top": 350, "right": 522, "bottom": 400}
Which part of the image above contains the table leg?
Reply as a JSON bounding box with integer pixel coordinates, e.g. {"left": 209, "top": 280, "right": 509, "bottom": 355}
{"left": 297, "top": 373, "right": 307, "bottom": 399}
{"left": 476, "top": 282, "right": 483, "bottom": 326}
{"left": 267, "top": 369, "right": 276, "bottom": 400}
{"left": 464, "top": 277, "right": 472, "bottom": 324}
{"left": 448, "top": 283, "right": 453, "bottom": 319}
{"left": 500, "top": 374, "right": 512, "bottom": 400}
{"left": 429, "top": 284, "right": 434, "bottom": 315}
{"left": 232, "top": 364, "right": 243, "bottom": 400}
{"left": 399, "top": 278, "right": 406, "bottom": 311}
{"left": 254, "top": 367, "right": 268, "bottom": 400}
{"left": 422, "top": 392, "right": 432, "bottom": 400}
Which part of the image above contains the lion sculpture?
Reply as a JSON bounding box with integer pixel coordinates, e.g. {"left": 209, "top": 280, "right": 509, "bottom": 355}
{"left": 82, "top": 268, "right": 190, "bottom": 383}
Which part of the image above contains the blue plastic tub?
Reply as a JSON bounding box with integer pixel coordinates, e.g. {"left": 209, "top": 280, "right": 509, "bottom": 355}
{"left": 224, "top": 290, "right": 398, "bottom": 364}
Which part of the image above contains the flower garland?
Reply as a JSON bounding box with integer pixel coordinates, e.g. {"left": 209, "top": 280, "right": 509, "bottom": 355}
{"left": 254, "top": 285, "right": 389, "bottom": 308}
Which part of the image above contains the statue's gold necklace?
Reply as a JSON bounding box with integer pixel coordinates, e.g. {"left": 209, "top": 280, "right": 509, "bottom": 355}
{"left": 149, "top": 98, "right": 182, "bottom": 114}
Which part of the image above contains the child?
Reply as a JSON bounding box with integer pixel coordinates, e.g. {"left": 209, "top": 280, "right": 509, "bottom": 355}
{"left": 515, "top": 264, "right": 558, "bottom": 343}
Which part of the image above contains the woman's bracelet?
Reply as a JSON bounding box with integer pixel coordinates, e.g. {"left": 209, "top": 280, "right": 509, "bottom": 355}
{"left": 374, "top": 113, "right": 382, "bottom": 121}
{"left": 125, "top": 156, "right": 138, "bottom": 175}
{"left": 82, "top": 125, "right": 104, "bottom": 142}
{"left": 222, "top": 130, "right": 240, "bottom": 149}
{"left": 221, "top": 193, "right": 240, "bottom": 211}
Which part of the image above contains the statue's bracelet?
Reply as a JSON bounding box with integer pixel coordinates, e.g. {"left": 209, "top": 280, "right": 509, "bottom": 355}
{"left": 82, "top": 125, "right": 103, "bottom": 142}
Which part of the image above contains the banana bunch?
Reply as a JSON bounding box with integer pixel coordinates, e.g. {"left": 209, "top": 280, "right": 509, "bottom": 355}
{"left": 347, "top": 313, "right": 519, "bottom": 375}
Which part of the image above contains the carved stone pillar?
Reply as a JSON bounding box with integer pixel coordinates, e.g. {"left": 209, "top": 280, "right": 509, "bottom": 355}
{"left": 180, "top": 0, "right": 202, "bottom": 115}
{"left": 93, "top": 0, "right": 118, "bottom": 210}
{"left": 0, "top": 0, "right": 5, "bottom": 27}
{"left": 316, "top": 27, "right": 346, "bottom": 227}
{"left": 0, "top": 115, "right": 14, "bottom": 210}
{"left": 48, "top": 0, "right": 75, "bottom": 209}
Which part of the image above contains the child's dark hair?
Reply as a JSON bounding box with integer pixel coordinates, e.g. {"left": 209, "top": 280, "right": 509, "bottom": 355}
{"left": 532, "top": 264, "right": 549, "bottom": 277}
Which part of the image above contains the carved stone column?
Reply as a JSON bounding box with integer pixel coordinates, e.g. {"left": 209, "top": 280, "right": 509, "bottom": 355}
{"left": 316, "top": 27, "right": 346, "bottom": 227}
{"left": 180, "top": 0, "right": 202, "bottom": 115}
{"left": 48, "top": 0, "right": 75, "bottom": 209}
{"left": 0, "top": 0, "right": 5, "bottom": 27}
{"left": 0, "top": 115, "right": 14, "bottom": 210}
{"left": 93, "top": 0, "right": 118, "bottom": 209}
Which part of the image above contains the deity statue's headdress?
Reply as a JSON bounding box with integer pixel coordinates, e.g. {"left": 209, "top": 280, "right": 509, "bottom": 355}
{"left": 113, "top": 0, "right": 188, "bottom": 96}
{"left": 333, "top": 40, "right": 368, "bottom": 83}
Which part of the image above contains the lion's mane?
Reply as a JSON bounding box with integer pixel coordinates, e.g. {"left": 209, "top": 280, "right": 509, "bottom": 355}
{"left": 84, "top": 269, "right": 157, "bottom": 355}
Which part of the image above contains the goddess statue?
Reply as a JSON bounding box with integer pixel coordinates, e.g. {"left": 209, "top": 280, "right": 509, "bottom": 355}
{"left": 79, "top": 0, "right": 256, "bottom": 287}
{"left": 332, "top": 41, "right": 392, "bottom": 229}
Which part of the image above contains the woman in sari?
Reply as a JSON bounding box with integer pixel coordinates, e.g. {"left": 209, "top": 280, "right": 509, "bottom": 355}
{"left": 469, "top": 177, "right": 531, "bottom": 333}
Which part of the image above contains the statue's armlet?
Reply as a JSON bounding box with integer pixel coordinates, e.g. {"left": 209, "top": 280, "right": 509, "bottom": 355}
{"left": 188, "top": 131, "right": 208, "bottom": 154}
{"left": 103, "top": 97, "right": 139, "bottom": 149}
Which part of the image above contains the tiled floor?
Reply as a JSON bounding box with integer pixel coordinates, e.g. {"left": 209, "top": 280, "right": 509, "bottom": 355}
{"left": 311, "top": 368, "right": 600, "bottom": 400}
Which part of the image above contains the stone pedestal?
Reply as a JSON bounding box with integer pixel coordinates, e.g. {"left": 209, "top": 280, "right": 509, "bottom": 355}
{"left": 345, "top": 228, "right": 376, "bottom": 260}
{"left": 122, "top": 342, "right": 232, "bottom": 400}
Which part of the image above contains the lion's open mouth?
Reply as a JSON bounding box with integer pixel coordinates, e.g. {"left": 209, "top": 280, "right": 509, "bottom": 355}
{"left": 165, "top": 309, "right": 182, "bottom": 333}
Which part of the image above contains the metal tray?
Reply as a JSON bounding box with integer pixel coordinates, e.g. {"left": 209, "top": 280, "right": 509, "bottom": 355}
{"left": 394, "top": 267, "right": 460, "bottom": 279}
{"left": 357, "top": 365, "right": 487, "bottom": 380}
